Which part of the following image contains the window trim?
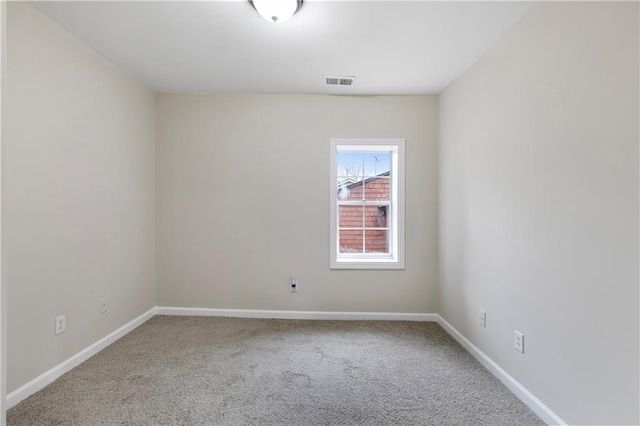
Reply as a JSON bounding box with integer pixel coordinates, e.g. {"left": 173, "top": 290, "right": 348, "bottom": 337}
{"left": 329, "top": 138, "right": 405, "bottom": 270}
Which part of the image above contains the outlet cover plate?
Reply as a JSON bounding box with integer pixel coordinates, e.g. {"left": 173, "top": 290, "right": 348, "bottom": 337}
{"left": 55, "top": 315, "right": 66, "bottom": 335}
{"left": 515, "top": 331, "right": 524, "bottom": 353}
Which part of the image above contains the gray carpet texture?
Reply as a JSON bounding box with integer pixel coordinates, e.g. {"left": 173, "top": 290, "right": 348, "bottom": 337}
{"left": 8, "top": 316, "right": 544, "bottom": 425}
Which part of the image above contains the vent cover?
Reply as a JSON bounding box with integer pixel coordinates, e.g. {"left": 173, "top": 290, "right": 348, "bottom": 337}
{"left": 325, "top": 76, "right": 355, "bottom": 86}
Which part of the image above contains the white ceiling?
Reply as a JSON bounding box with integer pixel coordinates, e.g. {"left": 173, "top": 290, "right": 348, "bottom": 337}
{"left": 31, "top": 1, "right": 534, "bottom": 95}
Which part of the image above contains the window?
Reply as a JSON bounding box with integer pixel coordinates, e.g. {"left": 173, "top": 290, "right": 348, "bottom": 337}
{"left": 330, "top": 138, "right": 405, "bottom": 269}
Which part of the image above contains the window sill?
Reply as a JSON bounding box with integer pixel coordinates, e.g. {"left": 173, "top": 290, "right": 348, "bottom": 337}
{"left": 330, "top": 258, "right": 405, "bottom": 270}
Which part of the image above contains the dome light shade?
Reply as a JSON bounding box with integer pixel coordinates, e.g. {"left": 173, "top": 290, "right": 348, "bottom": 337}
{"left": 250, "top": 0, "right": 303, "bottom": 24}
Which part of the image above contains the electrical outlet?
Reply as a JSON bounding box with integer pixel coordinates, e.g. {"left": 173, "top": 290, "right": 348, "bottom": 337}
{"left": 515, "top": 331, "right": 524, "bottom": 353}
{"left": 55, "top": 315, "right": 66, "bottom": 335}
{"left": 479, "top": 310, "right": 486, "bottom": 328}
{"left": 100, "top": 297, "right": 108, "bottom": 314}
{"left": 290, "top": 277, "right": 298, "bottom": 292}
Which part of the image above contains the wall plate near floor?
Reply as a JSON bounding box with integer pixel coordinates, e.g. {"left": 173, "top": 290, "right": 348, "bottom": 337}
{"left": 514, "top": 331, "right": 524, "bottom": 353}
{"left": 55, "top": 315, "right": 66, "bottom": 335}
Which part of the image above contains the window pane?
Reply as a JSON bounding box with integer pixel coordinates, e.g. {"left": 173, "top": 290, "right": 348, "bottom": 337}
{"left": 365, "top": 229, "right": 389, "bottom": 253}
{"left": 340, "top": 229, "right": 363, "bottom": 253}
{"left": 363, "top": 177, "right": 390, "bottom": 202}
{"left": 339, "top": 205, "right": 363, "bottom": 228}
{"left": 364, "top": 152, "right": 391, "bottom": 177}
{"left": 337, "top": 152, "right": 364, "bottom": 179}
{"left": 364, "top": 205, "right": 389, "bottom": 228}
{"left": 337, "top": 179, "right": 364, "bottom": 201}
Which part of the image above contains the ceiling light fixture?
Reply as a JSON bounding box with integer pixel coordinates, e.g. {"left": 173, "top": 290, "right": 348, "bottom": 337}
{"left": 250, "top": 0, "right": 303, "bottom": 24}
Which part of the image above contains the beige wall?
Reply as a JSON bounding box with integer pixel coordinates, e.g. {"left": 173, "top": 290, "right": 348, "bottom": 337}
{"left": 5, "top": 3, "right": 156, "bottom": 393}
{"left": 438, "top": 2, "right": 639, "bottom": 425}
{"left": 156, "top": 94, "right": 438, "bottom": 313}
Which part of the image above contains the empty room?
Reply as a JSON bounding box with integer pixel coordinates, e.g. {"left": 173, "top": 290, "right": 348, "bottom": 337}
{"left": 0, "top": 0, "right": 638, "bottom": 425}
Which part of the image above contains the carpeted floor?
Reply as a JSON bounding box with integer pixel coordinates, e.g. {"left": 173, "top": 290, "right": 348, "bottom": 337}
{"left": 8, "top": 316, "right": 544, "bottom": 425}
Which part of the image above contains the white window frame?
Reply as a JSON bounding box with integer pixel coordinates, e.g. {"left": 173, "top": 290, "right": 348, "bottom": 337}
{"left": 330, "top": 138, "right": 405, "bottom": 270}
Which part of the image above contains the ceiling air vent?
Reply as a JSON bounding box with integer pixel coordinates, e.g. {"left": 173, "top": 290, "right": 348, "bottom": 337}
{"left": 325, "top": 76, "right": 355, "bottom": 86}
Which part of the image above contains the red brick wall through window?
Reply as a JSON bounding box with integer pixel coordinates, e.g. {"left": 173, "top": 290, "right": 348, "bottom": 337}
{"left": 338, "top": 176, "right": 390, "bottom": 253}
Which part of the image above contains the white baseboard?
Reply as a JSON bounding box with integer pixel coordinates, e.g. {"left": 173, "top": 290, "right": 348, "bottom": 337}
{"left": 436, "top": 315, "right": 566, "bottom": 426}
{"left": 5, "top": 306, "right": 564, "bottom": 426}
{"left": 5, "top": 306, "right": 434, "bottom": 410}
{"left": 156, "top": 306, "right": 438, "bottom": 322}
{"left": 6, "top": 308, "right": 156, "bottom": 409}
